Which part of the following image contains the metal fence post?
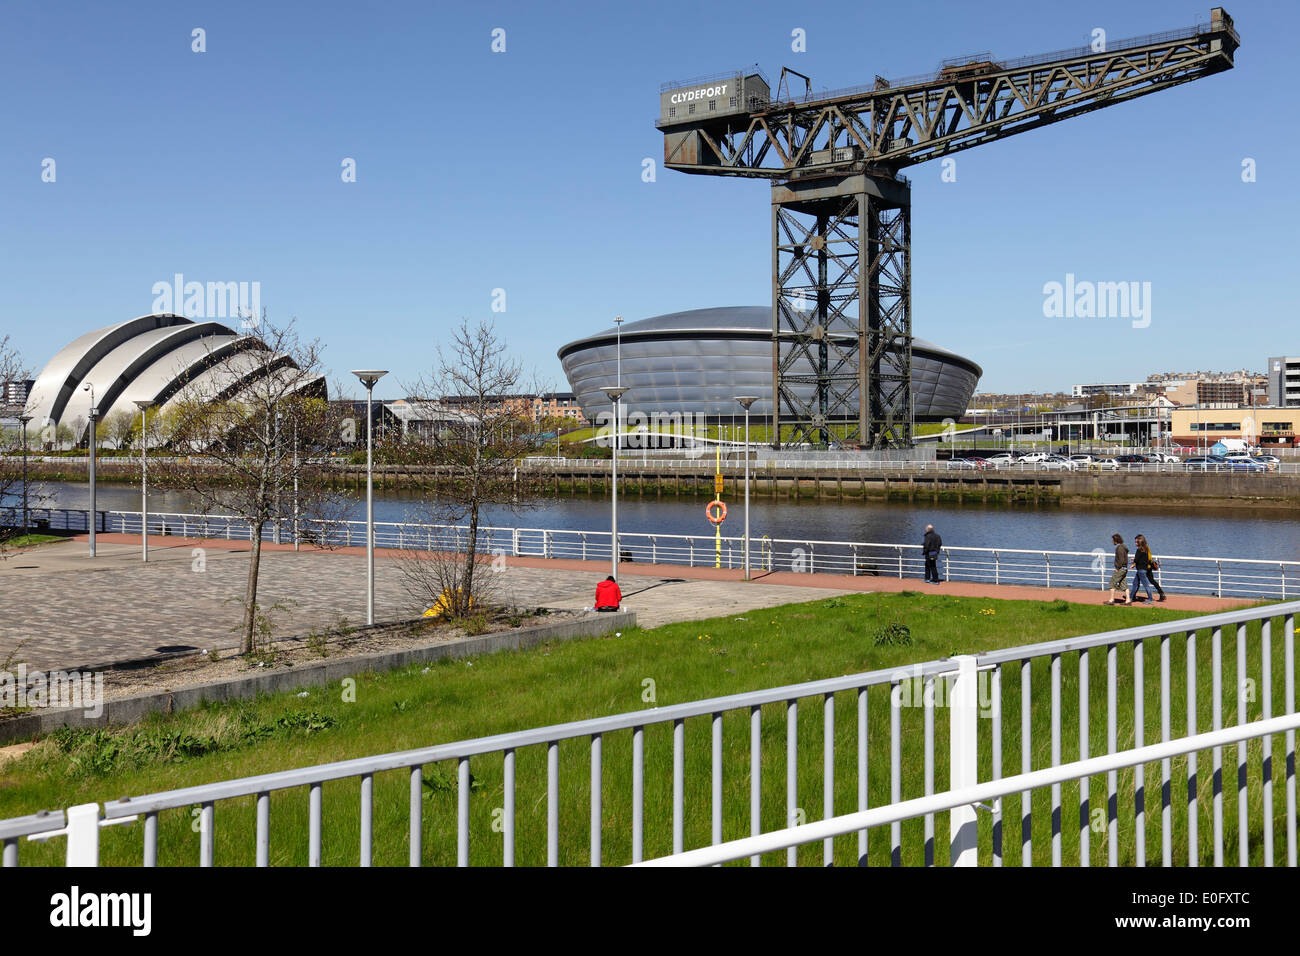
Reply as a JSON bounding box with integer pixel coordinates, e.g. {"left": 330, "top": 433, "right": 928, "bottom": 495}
{"left": 950, "top": 655, "right": 979, "bottom": 866}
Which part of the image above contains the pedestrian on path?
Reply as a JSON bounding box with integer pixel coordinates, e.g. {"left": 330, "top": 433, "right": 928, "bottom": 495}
{"left": 594, "top": 575, "right": 622, "bottom": 612}
{"left": 1128, "top": 534, "right": 1157, "bottom": 605}
{"left": 1106, "top": 533, "right": 1129, "bottom": 605}
{"left": 922, "top": 524, "right": 943, "bottom": 584}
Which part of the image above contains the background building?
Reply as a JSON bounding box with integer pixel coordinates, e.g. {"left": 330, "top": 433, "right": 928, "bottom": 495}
{"left": 24, "top": 314, "right": 323, "bottom": 442}
{"left": 1267, "top": 357, "right": 1300, "bottom": 407}
{"left": 559, "top": 306, "right": 981, "bottom": 427}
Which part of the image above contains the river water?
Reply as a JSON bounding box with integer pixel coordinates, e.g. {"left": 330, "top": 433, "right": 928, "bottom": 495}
{"left": 24, "top": 480, "right": 1300, "bottom": 562}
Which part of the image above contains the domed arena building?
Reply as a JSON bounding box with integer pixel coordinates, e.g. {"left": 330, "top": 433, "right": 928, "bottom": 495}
{"left": 558, "top": 306, "right": 981, "bottom": 425}
{"left": 24, "top": 314, "right": 324, "bottom": 441}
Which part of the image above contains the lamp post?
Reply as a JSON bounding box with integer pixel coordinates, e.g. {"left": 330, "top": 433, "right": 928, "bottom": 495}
{"left": 82, "top": 382, "right": 97, "bottom": 557}
{"left": 735, "top": 396, "right": 758, "bottom": 580}
{"left": 602, "top": 386, "right": 628, "bottom": 579}
{"left": 17, "top": 414, "right": 31, "bottom": 539}
{"left": 134, "top": 400, "right": 154, "bottom": 562}
{"left": 351, "top": 370, "right": 388, "bottom": 626}
{"left": 613, "top": 316, "right": 623, "bottom": 388}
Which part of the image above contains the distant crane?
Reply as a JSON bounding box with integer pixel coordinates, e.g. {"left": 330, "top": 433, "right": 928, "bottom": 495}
{"left": 657, "top": 8, "right": 1239, "bottom": 448}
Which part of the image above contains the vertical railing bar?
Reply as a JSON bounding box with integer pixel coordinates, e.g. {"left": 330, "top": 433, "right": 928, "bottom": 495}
{"left": 144, "top": 813, "right": 157, "bottom": 868}
{"left": 750, "top": 706, "right": 761, "bottom": 868}
{"left": 309, "top": 783, "right": 322, "bottom": 867}
{"left": 711, "top": 713, "right": 722, "bottom": 852}
{"left": 1021, "top": 659, "right": 1032, "bottom": 868}
{"left": 992, "top": 664, "right": 1003, "bottom": 867}
{"left": 1212, "top": 626, "right": 1223, "bottom": 867}
{"left": 256, "top": 791, "right": 270, "bottom": 868}
{"left": 891, "top": 682, "right": 902, "bottom": 867}
{"left": 504, "top": 749, "right": 516, "bottom": 868}
{"left": 2, "top": 838, "right": 14, "bottom": 868}
{"left": 409, "top": 766, "right": 422, "bottom": 867}
{"left": 200, "top": 801, "right": 214, "bottom": 868}
{"left": 823, "top": 692, "right": 834, "bottom": 867}
{"left": 672, "top": 719, "right": 684, "bottom": 855}
{"left": 1107, "top": 643, "right": 1118, "bottom": 867}
{"left": 923, "top": 677, "right": 935, "bottom": 867}
{"left": 1135, "top": 638, "right": 1146, "bottom": 867}
{"left": 857, "top": 687, "right": 868, "bottom": 865}
{"left": 547, "top": 741, "right": 559, "bottom": 867}
{"left": 1051, "top": 653, "right": 1061, "bottom": 867}
{"left": 458, "top": 757, "right": 471, "bottom": 867}
{"left": 1284, "top": 614, "right": 1296, "bottom": 867}
{"left": 1261, "top": 619, "right": 1273, "bottom": 868}
{"left": 632, "top": 726, "right": 644, "bottom": 864}
{"left": 1079, "top": 650, "right": 1090, "bottom": 867}
{"left": 359, "top": 775, "right": 372, "bottom": 867}
{"left": 1161, "top": 633, "right": 1172, "bottom": 868}
{"left": 590, "top": 736, "right": 602, "bottom": 867}
{"left": 1187, "top": 630, "right": 1199, "bottom": 867}
{"left": 786, "top": 698, "right": 798, "bottom": 868}
{"left": 1236, "top": 622, "right": 1248, "bottom": 867}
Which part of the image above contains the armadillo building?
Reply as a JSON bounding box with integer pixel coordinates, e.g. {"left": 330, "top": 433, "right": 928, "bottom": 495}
{"left": 25, "top": 314, "right": 324, "bottom": 440}
{"left": 558, "top": 306, "right": 981, "bottom": 427}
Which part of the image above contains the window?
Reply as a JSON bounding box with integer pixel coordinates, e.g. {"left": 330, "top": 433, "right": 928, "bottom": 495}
{"left": 729, "top": 95, "right": 737, "bottom": 107}
{"left": 668, "top": 106, "right": 676, "bottom": 118}
{"left": 708, "top": 99, "right": 716, "bottom": 111}
{"left": 688, "top": 103, "right": 695, "bottom": 115}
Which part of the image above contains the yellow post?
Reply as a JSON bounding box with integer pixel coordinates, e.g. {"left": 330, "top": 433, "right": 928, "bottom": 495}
{"left": 713, "top": 442, "right": 723, "bottom": 568}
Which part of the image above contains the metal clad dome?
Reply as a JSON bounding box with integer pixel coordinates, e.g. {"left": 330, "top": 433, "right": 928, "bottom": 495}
{"left": 558, "top": 306, "right": 981, "bottom": 422}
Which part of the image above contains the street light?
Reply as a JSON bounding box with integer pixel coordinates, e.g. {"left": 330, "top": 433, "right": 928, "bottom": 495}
{"left": 82, "top": 382, "right": 97, "bottom": 557}
{"left": 735, "top": 396, "right": 758, "bottom": 580}
{"left": 17, "top": 414, "right": 31, "bottom": 539}
{"left": 602, "top": 385, "right": 628, "bottom": 580}
{"left": 613, "top": 316, "right": 624, "bottom": 388}
{"left": 351, "top": 370, "right": 388, "bottom": 626}
{"left": 134, "top": 400, "right": 154, "bottom": 562}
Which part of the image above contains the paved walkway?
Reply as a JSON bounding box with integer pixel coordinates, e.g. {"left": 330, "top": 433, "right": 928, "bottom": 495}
{"left": 0, "top": 533, "right": 1255, "bottom": 673}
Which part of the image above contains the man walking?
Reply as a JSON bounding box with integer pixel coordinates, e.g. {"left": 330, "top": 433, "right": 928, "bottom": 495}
{"left": 922, "top": 524, "right": 943, "bottom": 584}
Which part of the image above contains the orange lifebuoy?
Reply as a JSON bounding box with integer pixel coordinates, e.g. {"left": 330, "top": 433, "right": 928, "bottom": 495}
{"left": 706, "top": 500, "right": 727, "bottom": 525}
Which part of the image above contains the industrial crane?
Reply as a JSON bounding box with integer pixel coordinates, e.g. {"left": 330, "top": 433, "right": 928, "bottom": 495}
{"left": 657, "top": 7, "right": 1239, "bottom": 448}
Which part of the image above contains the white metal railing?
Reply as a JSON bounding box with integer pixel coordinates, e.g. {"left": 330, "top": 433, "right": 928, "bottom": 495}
{"left": 9, "top": 507, "right": 1299, "bottom": 601}
{"left": 4, "top": 602, "right": 1296, "bottom": 867}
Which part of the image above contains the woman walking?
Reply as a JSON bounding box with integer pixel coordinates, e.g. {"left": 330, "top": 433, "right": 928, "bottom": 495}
{"left": 1128, "top": 534, "right": 1157, "bottom": 605}
{"left": 1106, "top": 534, "right": 1129, "bottom": 605}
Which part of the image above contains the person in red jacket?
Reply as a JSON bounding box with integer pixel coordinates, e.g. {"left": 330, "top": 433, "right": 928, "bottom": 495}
{"left": 594, "top": 576, "right": 622, "bottom": 611}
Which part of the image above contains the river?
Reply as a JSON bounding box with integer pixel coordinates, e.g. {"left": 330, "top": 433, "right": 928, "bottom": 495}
{"left": 21, "top": 480, "right": 1300, "bottom": 562}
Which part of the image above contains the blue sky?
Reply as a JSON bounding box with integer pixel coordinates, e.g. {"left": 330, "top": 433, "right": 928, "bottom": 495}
{"left": 1, "top": 0, "right": 1294, "bottom": 398}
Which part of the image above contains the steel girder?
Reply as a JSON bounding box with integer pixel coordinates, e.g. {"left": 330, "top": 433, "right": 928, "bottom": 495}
{"left": 661, "top": 11, "right": 1238, "bottom": 178}
{"left": 771, "top": 174, "right": 911, "bottom": 449}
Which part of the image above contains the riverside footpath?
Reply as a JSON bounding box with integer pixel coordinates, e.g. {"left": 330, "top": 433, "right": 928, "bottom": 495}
{"left": 0, "top": 533, "right": 1255, "bottom": 673}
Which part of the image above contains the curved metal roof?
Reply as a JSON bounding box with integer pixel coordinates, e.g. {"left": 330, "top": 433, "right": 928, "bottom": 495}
{"left": 558, "top": 305, "right": 982, "bottom": 376}
{"left": 24, "top": 314, "right": 317, "bottom": 439}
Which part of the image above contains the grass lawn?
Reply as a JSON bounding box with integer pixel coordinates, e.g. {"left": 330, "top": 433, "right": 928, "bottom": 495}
{"left": 2, "top": 592, "right": 1290, "bottom": 866}
{"left": 1, "top": 533, "right": 63, "bottom": 549}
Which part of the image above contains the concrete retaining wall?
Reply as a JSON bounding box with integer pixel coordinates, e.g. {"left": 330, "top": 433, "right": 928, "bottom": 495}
{"left": 0, "top": 610, "right": 636, "bottom": 745}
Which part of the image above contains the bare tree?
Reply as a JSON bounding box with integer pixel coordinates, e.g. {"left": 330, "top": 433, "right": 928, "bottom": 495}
{"left": 152, "top": 316, "right": 347, "bottom": 653}
{"left": 391, "top": 319, "right": 543, "bottom": 619}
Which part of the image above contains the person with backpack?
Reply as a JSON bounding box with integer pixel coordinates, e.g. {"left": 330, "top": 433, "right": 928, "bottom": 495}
{"left": 1128, "top": 534, "right": 1156, "bottom": 605}
{"left": 1105, "top": 533, "right": 1129, "bottom": 605}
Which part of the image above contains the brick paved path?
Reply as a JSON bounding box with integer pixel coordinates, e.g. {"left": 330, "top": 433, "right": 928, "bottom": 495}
{"left": 0, "top": 533, "right": 1253, "bottom": 672}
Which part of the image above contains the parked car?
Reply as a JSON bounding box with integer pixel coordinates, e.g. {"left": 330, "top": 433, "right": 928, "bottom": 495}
{"left": 1069, "top": 454, "right": 1095, "bottom": 464}
{"left": 1224, "top": 458, "right": 1266, "bottom": 473}
{"left": 1016, "top": 452, "right": 1049, "bottom": 464}
{"left": 1183, "top": 455, "right": 1225, "bottom": 471}
{"left": 1037, "top": 455, "right": 1078, "bottom": 471}
{"left": 1249, "top": 456, "right": 1279, "bottom": 472}
{"left": 1149, "top": 452, "right": 1181, "bottom": 463}
{"left": 945, "top": 458, "right": 980, "bottom": 470}
{"left": 1089, "top": 457, "right": 1120, "bottom": 471}
{"left": 983, "top": 453, "right": 1016, "bottom": 468}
